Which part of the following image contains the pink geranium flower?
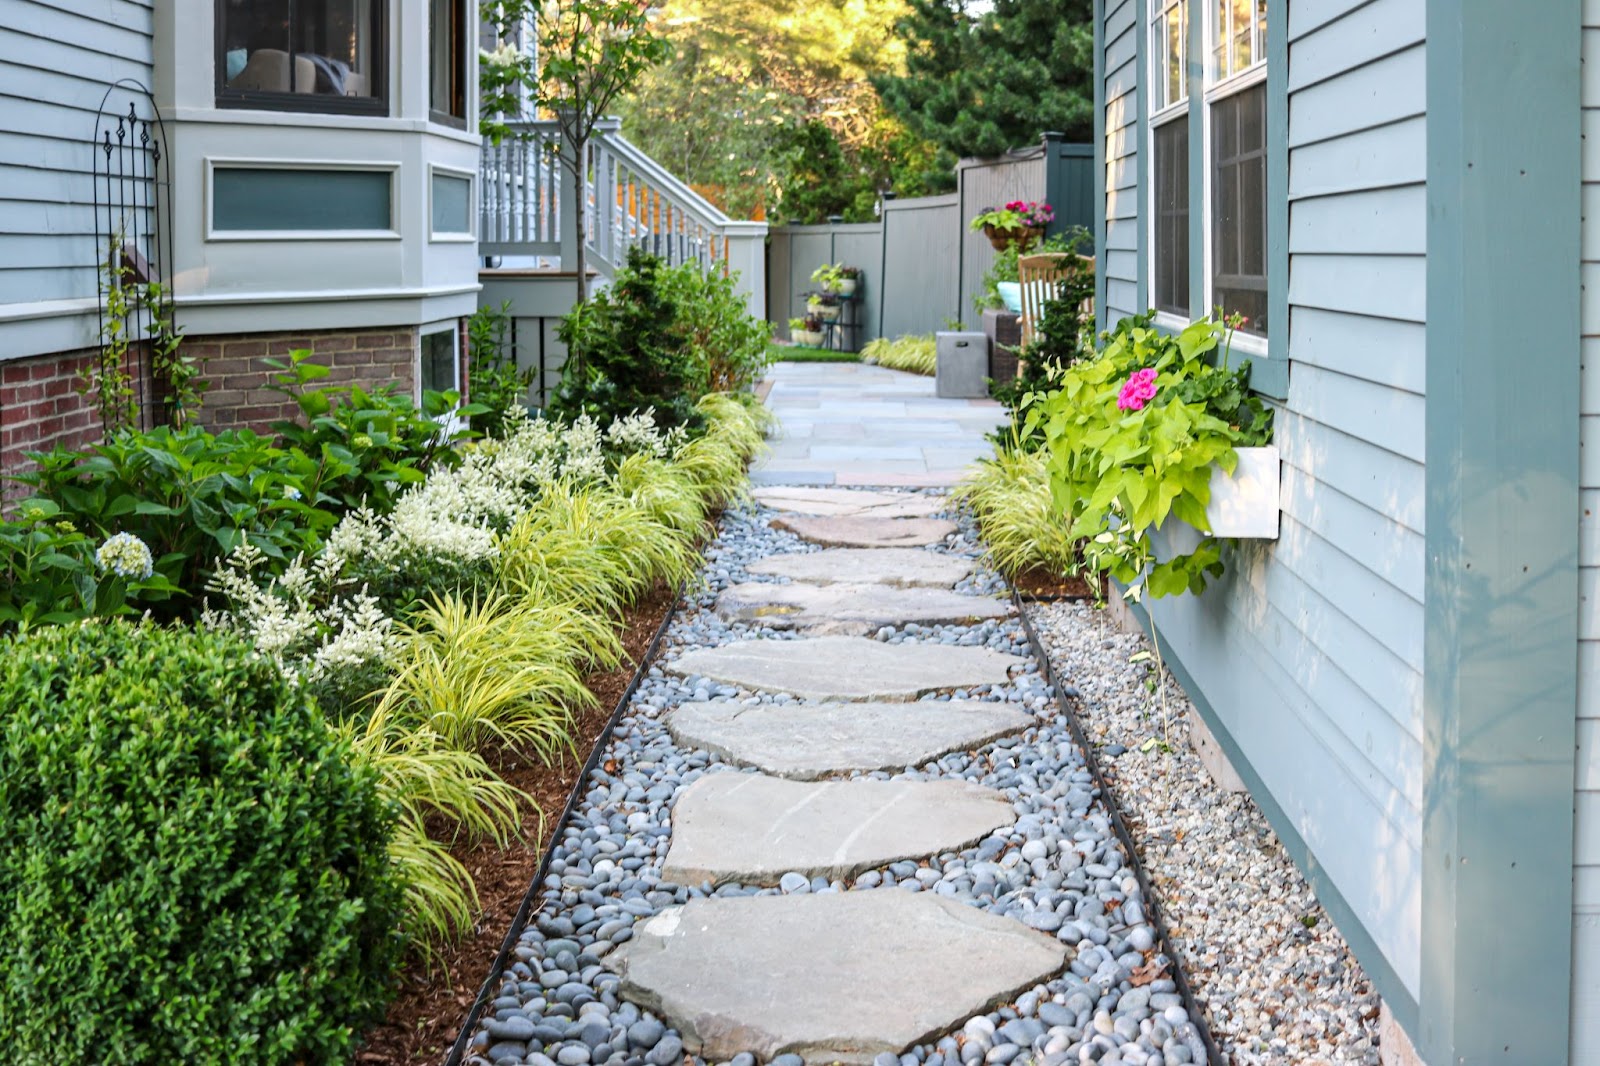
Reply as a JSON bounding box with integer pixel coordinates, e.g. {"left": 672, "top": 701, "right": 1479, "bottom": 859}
{"left": 1117, "top": 368, "right": 1159, "bottom": 411}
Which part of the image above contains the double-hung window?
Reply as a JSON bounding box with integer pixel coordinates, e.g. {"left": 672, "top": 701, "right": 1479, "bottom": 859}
{"left": 217, "top": 0, "right": 386, "bottom": 114}
{"left": 1206, "top": 0, "right": 1268, "bottom": 336}
{"left": 1150, "top": 0, "right": 1190, "bottom": 318}
{"left": 430, "top": 0, "right": 470, "bottom": 126}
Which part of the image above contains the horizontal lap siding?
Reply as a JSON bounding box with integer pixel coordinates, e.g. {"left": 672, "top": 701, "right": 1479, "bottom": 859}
{"left": 0, "top": 0, "right": 155, "bottom": 310}
{"left": 1141, "top": 0, "right": 1427, "bottom": 1000}
{"left": 1576, "top": 12, "right": 1600, "bottom": 1063}
{"left": 1102, "top": 0, "right": 1138, "bottom": 324}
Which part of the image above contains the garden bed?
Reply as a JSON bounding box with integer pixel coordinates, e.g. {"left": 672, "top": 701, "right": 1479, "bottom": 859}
{"left": 358, "top": 585, "right": 678, "bottom": 1065}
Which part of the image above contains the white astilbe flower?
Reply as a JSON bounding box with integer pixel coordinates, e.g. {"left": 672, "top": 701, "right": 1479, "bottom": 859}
{"left": 559, "top": 415, "right": 607, "bottom": 482}
{"left": 606, "top": 410, "right": 670, "bottom": 457}
{"left": 205, "top": 539, "right": 400, "bottom": 684}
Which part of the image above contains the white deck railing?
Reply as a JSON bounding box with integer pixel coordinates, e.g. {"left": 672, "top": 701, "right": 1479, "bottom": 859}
{"left": 479, "top": 118, "right": 767, "bottom": 314}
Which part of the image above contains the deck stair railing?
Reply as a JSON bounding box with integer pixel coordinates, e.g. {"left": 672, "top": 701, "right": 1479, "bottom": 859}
{"left": 479, "top": 117, "right": 767, "bottom": 313}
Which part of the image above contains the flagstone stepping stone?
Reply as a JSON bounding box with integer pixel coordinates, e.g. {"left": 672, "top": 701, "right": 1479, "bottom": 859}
{"left": 668, "top": 635, "right": 1026, "bottom": 701}
{"left": 753, "top": 486, "right": 948, "bottom": 518}
{"left": 713, "top": 581, "right": 1011, "bottom": 632}
{"left": 607, "top": 891, "right": 1068, "bottom": 1063}
{"left": 662, "top": 772, "right": 1014, "bottom": 886}
{"left": 771, "top": 514, "right": 959, "bottom": 548}
{"left": 665, "top": 699, "right": 1032, "bottom": 779}
{"left": 745, "top": 547, "right": 975, "bottom": 588}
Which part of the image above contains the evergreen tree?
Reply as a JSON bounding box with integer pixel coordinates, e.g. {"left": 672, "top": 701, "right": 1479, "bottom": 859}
{"left": 875, "top": 0, "right": 1094, "bottom": 160}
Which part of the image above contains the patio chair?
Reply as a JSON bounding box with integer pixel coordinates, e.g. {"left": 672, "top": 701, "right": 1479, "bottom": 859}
{"left": 1017, "top": 253, "right": 1096, "bottom": 365}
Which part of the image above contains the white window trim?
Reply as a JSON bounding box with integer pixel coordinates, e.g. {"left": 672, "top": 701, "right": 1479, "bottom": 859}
{"left": 1147, "top": 0, "right": 1191, "bottom": 321}
{"left": 1199, "top": 2, "right": 1268, "bottom": 340}
{"left": 427, "top": 163, "right": 477, "bottom": 243}
{"left": 418, "top": 319, "right": 467, "bottom": 432}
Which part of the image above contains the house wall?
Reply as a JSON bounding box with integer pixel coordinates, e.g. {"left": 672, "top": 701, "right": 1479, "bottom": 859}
{"left": 1574, "top": 6, "right": 1600, "bottom": 1058}
{"left": 0, "top": 0, "right": 156, "bottom": 359}
{"left": 1104, "top": 0, "right": 1429, "bottom": 1021}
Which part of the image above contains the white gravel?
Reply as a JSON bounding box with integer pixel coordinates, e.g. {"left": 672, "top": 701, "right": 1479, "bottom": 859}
{"left": 1024, "top": 600, "right": 1383, "bottom": 1066}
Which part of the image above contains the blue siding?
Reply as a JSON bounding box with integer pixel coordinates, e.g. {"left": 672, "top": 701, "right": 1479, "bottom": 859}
{"left": 1101, "top": 0, "right": 1139, "bottom": 323}
{"left": 0, "top": 0, "right": 155, "bottom": 307}
{"left": 1120, "top": 0, "right": 1428, "bottom": 1002}
{"left": 1574, "top": 9, "right": 1600, "bottom": 1060}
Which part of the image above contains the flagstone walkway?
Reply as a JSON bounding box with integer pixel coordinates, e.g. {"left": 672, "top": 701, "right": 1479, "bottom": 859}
{"left": 464, "top": 372, "right": 1208, "bottom": 1066}
{"left": 752, "top": 362, "right": 1008, "bottom": 487}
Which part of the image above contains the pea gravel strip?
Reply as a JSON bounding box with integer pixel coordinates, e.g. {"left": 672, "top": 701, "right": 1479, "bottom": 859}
{"left": 1021, "top": 600, "right": 1384, "bottom": 1066}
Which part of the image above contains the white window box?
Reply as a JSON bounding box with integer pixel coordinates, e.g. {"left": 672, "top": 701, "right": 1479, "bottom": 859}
{"left": 1202, "top": 445, "right": 1279, "bottom": 539}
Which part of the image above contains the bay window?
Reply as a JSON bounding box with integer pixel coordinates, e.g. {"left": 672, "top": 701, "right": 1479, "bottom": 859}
{"left": 217, "top": 0, "right": 385, "bottom": 113}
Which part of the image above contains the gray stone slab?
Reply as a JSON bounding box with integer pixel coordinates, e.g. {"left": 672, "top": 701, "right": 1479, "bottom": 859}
{"left": 771, "top": 514, "right": 959, "bottom": 548}
{"left": 713, "top": 581, "right": 1011, "bottom": 632}
{"left": 745, "top": 547, "right": 974, "bottom": 588}
{"left": 752, "top": 486, "right": 948, "bottom": 518}
{"left": 662, "top": 773, "right": 1013, "bottom": 886}
{"left": 608, "top": 891, "right": 1068, "bottom": 1063}
{"left": 664, "top": 700, "right": 1033, "bottom": 780}
{"left": 668, "top": 636, "right": 1026, "bottom": 701}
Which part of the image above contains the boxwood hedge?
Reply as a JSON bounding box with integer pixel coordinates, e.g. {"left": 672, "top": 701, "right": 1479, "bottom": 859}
{"left": 0, "top": 621, "right": 402, "bottom": 1064}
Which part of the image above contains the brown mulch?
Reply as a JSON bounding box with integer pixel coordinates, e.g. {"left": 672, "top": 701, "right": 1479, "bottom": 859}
{"left": 356, "top": 584, "right": 678, "bottom": 1066}
{"left": 1007, "top": 564, "right": 1100, "bottom": 602}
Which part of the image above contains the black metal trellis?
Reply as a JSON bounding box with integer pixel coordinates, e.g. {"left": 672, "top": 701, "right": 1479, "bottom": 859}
{"left": 92, "top": 79, "right": 174, "bottom": 431}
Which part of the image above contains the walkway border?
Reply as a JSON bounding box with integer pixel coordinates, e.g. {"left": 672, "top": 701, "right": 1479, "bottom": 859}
{"left": 1013, "top": 590, "right": 1224, "bottom": 1066}
{"left": 444, "top": 586, "right": 685, "bottom": 1066}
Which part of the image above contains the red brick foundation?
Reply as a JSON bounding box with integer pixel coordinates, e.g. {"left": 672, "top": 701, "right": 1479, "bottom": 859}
{"left": 189, "top": 326, "right": 421, "bottom": 434}
{"left": 1, "top": 325, "right": 431, "bottom": 499}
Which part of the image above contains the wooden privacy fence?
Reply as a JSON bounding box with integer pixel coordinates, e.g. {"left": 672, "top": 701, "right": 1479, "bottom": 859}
{"left": 767, "top": 135, "right": 1093, "bottom": 342}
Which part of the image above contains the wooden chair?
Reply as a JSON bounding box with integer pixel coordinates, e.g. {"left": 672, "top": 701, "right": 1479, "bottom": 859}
{"left": 1017, "top": 253, "right": 1096, "bottom": 365}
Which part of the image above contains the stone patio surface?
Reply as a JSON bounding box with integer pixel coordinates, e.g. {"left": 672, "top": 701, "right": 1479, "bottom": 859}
{"left": 752, "top": 362, "right": 1006, "bottom": 487}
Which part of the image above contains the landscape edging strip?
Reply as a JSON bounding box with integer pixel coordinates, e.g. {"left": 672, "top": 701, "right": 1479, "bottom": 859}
{"left": 1012, "top": 590, "right": 1225, "bottom": 1066}
{"left": 442, "top": 583, "right": 684, "bottom": 1066}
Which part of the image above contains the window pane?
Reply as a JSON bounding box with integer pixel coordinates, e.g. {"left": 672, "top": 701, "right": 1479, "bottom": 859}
{"left": 220, "top": 0, "right": 379, "bottom": 101}
{"left": 1230, "top": 0, "right": 1252, "bottom": 68}
{"left": 1167, "top": 9, "right": 1184, "bottom": 105}
{"left": 1154, "top": 119, "right": 1190, "bottom": 316}
{"left": 1214, "top": 0, "right": 1229, "bottom": 78}
{"left": 431, "top": 0, "right": 466, "bottom": 118}
{"left": 421, "top": 330, "right": 458, "bottom": 393}
{"left": 1210, "top": 82, "right": 1268, "bottom": 335}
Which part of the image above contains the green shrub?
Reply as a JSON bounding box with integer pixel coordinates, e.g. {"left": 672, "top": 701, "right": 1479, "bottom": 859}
{"left": 659, "top": 260, "right": 773, "bottom": 394}
{"left": 266, "top": 349, "right": 482, "bottom": 515}
{"left": 0, "top": 621, "right": 403, "bottom": 1064}
{"left": 0, "top": 499, "right": 179, "bottom": 629}
{"left": 550, "top": 248, "right": 704, "bottom": 429}
{"left": 17, "top": 425, "right": 334, "bottom": 609}
{"left": 990, "top": 266, "right": 1098, "bottom": 424}
{"left": 467, "top": 301, "right": 535, "bottom": 436}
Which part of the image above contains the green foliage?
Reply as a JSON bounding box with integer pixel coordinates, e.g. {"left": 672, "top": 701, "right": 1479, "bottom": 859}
{"left": 658, "top": 260, "right": 774, "bottom": 394}
{"left": 265, "top": 348, "right": 481, "bottom": 516}
{"left": 951, "top": 442, "right": 1082, "bottom": 580}
{"left": 0, "top": 620, "right": 402, "bottom": 1064}
{"left": 468, "top": 302, "right": 535, "bottom": 436}
{"left": 989, "top": 250, "right": 1097, "bottom": 420}
{"left": 552, "top": 249, "right": 704, "bottom": 428}
{"left": 0, "top": 500, "right": 179, "bottom": 629}
{"left": 863, "top": 333, "right": 937, "bottom": 375}
{"left": 1024, "top": 316, "right": 1273, "bottom": 599}
{"left": 17, "top": 425, "right": 334, "bottom": 606}
{"left": 976, "top": 229, "right": 1088, "bottom": 312}
{"left": 875, "top": 0, "right": 1094, "bottom": 159}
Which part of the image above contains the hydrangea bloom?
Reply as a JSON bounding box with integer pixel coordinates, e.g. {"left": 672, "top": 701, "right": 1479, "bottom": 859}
{"left": 1117, "top": 368, "right": 1159, "bottom": 412}
{"left": 96, "top": 532, "right": 154, "bottom": 580}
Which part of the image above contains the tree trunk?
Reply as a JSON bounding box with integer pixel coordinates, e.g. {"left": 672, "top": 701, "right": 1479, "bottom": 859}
{"left": 572, "top": 137, "right": 589, "bottom": 305}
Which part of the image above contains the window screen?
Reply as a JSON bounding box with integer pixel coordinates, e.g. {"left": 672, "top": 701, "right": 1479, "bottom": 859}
{"left": 1153, "top": 119, "right": 1190, "bottom": 317}
{"left": 1210, "top": 81, "right": 1267, "bottom": 335}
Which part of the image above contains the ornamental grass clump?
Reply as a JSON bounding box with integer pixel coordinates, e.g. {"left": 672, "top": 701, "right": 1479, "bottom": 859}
{"left": 951, "top": 443, "right": 1083, "bottom": 582}
{"left": 862, "top": 334, "right": 937, "bottom": 376}
{"left": 0, "top": 620, "right": 402, "bottom": 1065}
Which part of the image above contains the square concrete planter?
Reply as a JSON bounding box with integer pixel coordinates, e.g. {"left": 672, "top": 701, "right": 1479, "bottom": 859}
{"left": 1203, "top": 445, "right": 1280, "bottom": 539}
